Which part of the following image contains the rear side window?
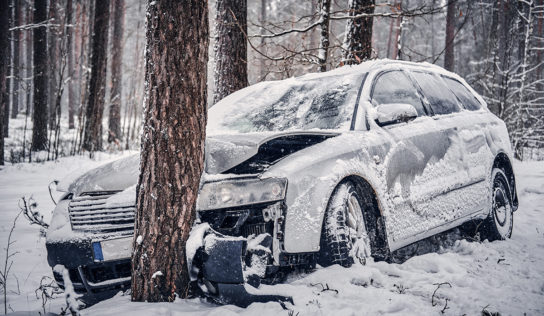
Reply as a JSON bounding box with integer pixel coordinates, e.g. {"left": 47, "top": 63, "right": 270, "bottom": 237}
{"left": 411, "top": 71, "right": 461, "bottom": 115}
{"left": 372, "top": 70, "right": 426, "bottom": 116}
{"left": 442, "top": 76, "right": 482, "bottom": 111}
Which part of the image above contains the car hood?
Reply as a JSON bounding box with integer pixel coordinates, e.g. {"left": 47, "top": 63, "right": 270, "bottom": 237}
{"left": 61, "top": 131, "right": 340, "bottom": 195}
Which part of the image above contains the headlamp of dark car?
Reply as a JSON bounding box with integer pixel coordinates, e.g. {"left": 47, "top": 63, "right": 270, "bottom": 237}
{"left": 197, "top": 177, "right": 287, "bottom": 211}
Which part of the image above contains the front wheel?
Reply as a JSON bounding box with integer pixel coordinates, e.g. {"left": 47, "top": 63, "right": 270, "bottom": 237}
{"left": 318, "top": 181, "right": 371, "bottom": 267}
{"left": 481, "top": 168, "right": 514, "bottom": 241}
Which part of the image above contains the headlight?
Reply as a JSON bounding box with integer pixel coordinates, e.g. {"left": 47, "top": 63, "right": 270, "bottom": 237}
{"left": 197, "top": 177, "right": 287, "bottom": 211}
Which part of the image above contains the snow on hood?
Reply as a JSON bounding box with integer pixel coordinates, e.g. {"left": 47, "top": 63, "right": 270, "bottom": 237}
{"left": 61, "top": 154, "right": 140, "bottom": 196}
{"left": 61, "top": 131, "right": 339, "bottom": 195}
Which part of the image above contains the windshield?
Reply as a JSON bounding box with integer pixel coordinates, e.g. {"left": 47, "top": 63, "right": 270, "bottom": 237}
{"left": 207, "top": 73, "right": 364, "bottom": 134}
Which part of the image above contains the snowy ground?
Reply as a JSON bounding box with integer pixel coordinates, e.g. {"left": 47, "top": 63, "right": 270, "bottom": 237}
{"left": 0, "top": 154, "right": 543, "bottom": 315}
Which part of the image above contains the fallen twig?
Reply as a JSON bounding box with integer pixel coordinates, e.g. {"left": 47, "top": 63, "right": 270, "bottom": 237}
{"left": 310, "top": 282, "right": 339, "bottom": 294}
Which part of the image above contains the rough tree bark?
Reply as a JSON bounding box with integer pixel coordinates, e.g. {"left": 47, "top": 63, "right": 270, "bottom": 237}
{"left": 213, "top": 0, "right": 248, "bottom": 104}
{"left": 66, "top": 0, "right": 75, "bottom": 129}
{"left": 82, "top": 1, "right": 110, "bottom": 152}
{"left": 342, "top": 0, "right": 375, "bottom": 65}
{"left": 31, "top": 0, "right": 49, "bottom": 152}
{"left": 318, "top": 0, "right": 331, "bottom": 72}
{"left": 131, "top": 0, "right": 208, "bottom": 302}
{"left": 11, "top": 0, "right": 21, "bottom": 119}
{"left": 47, "top": 0, "right": 58, "bottom": 129}
{"left": 0, "top": 0, "right": 8, "bottom": 163}
{"left": 108, "top": 0, "right": 124, "bottom": 144}
{"left": 444, "top": 0, "right": 456, "bottom": 71}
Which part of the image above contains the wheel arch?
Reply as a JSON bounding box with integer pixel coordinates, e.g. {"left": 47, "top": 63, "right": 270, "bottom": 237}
{"left": 330, "top": 175, "right": 391, "bottom": 261}
{"left": 492, "top": 152, "right": 518, "bottom": 211}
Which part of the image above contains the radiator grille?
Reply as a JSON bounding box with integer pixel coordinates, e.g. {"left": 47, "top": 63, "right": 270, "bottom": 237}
{"left": 68, "top": 191, "right": 135, "bottom": 234}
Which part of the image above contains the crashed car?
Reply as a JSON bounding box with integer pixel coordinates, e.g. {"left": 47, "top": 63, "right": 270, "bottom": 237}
{"left": 46, "top": 59, "right": 518, "bottom": 306}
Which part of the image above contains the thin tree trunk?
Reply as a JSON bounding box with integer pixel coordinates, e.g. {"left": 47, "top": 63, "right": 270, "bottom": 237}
{"left": 82, "top": 0, "right": 110, "bottom": 152}
{"left": 11, "top": 0, "right": 21, "bottom": 119}
{"left": 31, "top": 0, "right": 49, "bottom": 152}
{"left": 131, "top": 0, "right": 208, "bottom": 302}
{"left": 259, "top": 0, "right": 267, "bottom": 80}
{"left": 444, "top": 0, "right": 456, "bottom": 71}
{"left": 0, "top": 0, "right": 8, "bottom": 163}
{"left": 4, "top": 0, "right": 14, "bottom": 138}
{"left": 318, "top": 0, "right": 331, "bottom": 72}
{"left": 342, "top": 0, "right": 375, "bottom": 65}
{"left": 25, "top": 1, "right": 32, "bottom": 118}
{"left": 213, "top": 0, "right": 248, "bottom": 104}
{"left": 47, "top": 0, "right": 58, "bottom": 129}
{"left": 67, "top": 0, "right": 75, "bottom": 129}
{"left": 108, "top": 0, "right": 124, "bottom": 144}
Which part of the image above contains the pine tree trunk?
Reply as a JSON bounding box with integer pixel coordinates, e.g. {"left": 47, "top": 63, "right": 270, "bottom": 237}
{"left": 0, "top": 0, "right": 8, "bottom": 163}
{"left": 4, "top": 0, "right": 14, "bottom": 138}
{"left": 131, "top": 0, "right": 208, "bottom": 302}
{"left": 11, "top": 0, "right": 21, "bottom": 119}
{"left": 444, "top": 0, "right": 456, "bottom": 71}
{"left": 259, "top": 0, "right": 267, "bottom": 80}
{"left": 82, "top": 0, "right": 110, "bottom": 152}
{"left": 108, "top": 0, "right": 124, "bottom": 144}
{"left": 47, "top": 0, "right": 58, "bottom": 130}
{"left": 213, "top": 0, "right": 248, "bottom": 104}
{"left": 318, "top": 0, "right": 331, "bottom": 72}
{"left": 31, "top": 0, "right": 49, "bottom": 152}
{"left": 25, "top": 1, "right": 32, "bottom": 117}
{"left": 66, "top": 0, "right": 75, "bottom": 129}
{"left": 342, "top": 0, "right": 375, "bottom": 65}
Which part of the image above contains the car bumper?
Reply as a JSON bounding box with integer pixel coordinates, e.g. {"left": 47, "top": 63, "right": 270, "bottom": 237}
{"left": 46, "top": 228, "right": 291, "bottom": 307}
{"left": 46, "top": 239, "right": 131, "bottom": 296}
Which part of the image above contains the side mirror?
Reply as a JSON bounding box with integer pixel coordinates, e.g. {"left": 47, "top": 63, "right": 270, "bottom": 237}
{"left": 375, "top": 103, "right": 418, "bottom": 126}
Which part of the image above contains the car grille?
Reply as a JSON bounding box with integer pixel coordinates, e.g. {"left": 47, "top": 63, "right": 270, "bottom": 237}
{"left": 68, "top": 191, "right": 135, "bottom": 234}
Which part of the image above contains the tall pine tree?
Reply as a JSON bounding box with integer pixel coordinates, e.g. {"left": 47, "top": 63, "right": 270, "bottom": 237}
{"left": 131, "top": 0, "right": 209, "bottom": 302}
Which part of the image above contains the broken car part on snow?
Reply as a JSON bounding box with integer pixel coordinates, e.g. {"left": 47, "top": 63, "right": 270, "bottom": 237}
{"left": 45, "top": 59, "right": 518, "bottom": 307}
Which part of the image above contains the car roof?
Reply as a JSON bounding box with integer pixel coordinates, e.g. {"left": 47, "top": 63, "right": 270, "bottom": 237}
{"left": 294, "top": 59, "right": 449, "bottom": 82}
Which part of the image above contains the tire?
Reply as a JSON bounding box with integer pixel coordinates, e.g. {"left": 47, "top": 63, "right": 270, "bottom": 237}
{"left": 318, "top": 181, "right": 372, "bottom": 267}
{"left": 481, "top": 168, "right": 514, "bottom": 241}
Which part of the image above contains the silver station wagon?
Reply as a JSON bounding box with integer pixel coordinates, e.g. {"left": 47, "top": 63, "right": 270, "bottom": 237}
{"left": 46, "top": 59, "right": 518, "bottom": 306}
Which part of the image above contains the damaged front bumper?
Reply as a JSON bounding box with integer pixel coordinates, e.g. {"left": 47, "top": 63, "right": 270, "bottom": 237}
{"left": 188, "top": 225, "right": 292, "bottom": 307}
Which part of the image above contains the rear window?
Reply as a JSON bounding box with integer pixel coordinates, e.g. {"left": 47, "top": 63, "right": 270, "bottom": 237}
{"left": 371, "top": 70, "right": 426, "bottom": 116}
{"left": 442, "top": 76, "right": 482, "bottom": 111}
{"left": 411, "top": 71, "right": 461, "bottom": 115}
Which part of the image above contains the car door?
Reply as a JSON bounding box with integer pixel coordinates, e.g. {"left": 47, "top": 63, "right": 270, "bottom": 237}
{"left": 440, "top": 75, "right": 492, "bottom": 214}
{"left": 370, "top": 69, "right": 454, "bottom": 245}
{"left": 408, "top": 70, "right": 485, "bottom": 221}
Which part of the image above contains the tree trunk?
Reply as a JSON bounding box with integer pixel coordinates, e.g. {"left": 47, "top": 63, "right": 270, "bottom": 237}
{"left": 318, "top": 0, "right": 331, "bottom": 72}
{"left": 259, "top": 0, "right": 267, "bottom": 81}
{"left": 342, "top": 0, "right": 375, "bottom": 65}
{"left": 66, "top": 0, "right": 75, "bottom": 129}
{"left": 4, "top": 0, "right": 14, "bottom": 138}
{"left": 47, "top": 0, "right": 58, "bottom": 130}
{"left": 31, "top": 0, "right": 49, "bottom": 152}
{"left": 444, "top": 0, "right": 456, "bottom": 71}
{"left": 108, "top": 0, "right": 124, "bottom": 144}
{"left": 11, "top": 0, "right": 21, "bottom": 119}
{"left": 0, "top": 0, "right": 8, "bottom": 163}
{"left": 131, "top": 0, "right": 208, "bottom": 302}
{"left": 82, "top": 0, "right": 110, "bottom": 152}
{"left": 213, "top": 0, "right": 248, "bottom": 104}
{"left": 25, "top": 1, "right": 32, "bottom": 117}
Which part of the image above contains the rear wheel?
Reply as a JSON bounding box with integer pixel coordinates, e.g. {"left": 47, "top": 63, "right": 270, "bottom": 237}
{"left": 481, "top": 169, "right": 513, "bottom": 241}
{"left": 318, "top": 181, "right": 371, "bottom": 267}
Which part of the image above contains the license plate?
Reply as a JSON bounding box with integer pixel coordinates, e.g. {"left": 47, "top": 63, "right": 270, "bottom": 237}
{"left": 92, "top": 237, "right": 132, "bottom": 262}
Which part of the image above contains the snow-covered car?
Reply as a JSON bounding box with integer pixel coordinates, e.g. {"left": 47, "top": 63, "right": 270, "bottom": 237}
{"left": 46, "top": 59, "right": 518, "bottom": 305}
